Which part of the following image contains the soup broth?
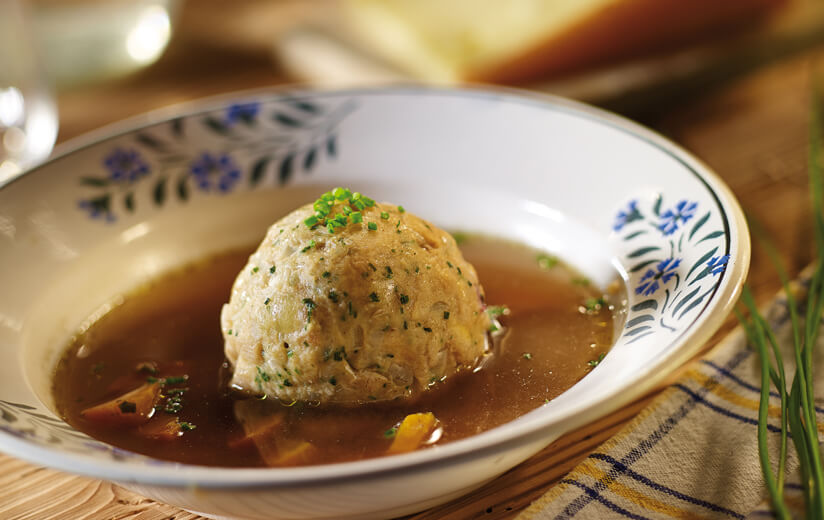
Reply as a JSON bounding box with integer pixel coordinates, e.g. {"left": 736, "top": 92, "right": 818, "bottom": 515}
{"left": 52, "top": 236, "right": 617, "bottom": 467}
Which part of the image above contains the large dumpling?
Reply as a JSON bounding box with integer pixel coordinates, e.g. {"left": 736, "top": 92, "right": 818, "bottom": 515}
{"left": 221, "top": 189, "right": 490, "bottom": 404}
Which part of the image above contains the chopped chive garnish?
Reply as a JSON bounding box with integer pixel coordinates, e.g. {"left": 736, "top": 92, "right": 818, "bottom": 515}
{"left": 368, "top": 222, "right": 377, "bottom": 231}
{"left": 333, "top": 187, "right": 351, "bottom": 200}
{"left": 251, "top": 266, "right": 259, "bottom": 273}
{"left": 369, "top": 292, "right": 380, "bottom": 302}
{"left": 443, "top": 311, "right": 450, "bottom": 320}
{"left": 304, "top": 189, "right": 396, "bottom": 232}
{"left": 301, "top": 240, "right": 316, "bottom": 253}
{"left": 303, "top": 298, "right": 316, "bottom": 322}
{"left": 399, "top": 294, "right": 409, "bottom": 305}
{"left": 537, "top": 254, "right": 558, "bottom": 270}
{"left": 383, "top": 427, "right": 397, "bottom": 438}
{"left": 588, "top": 353, "right": 606, "bottom": 367}
{"left": 304, "top": 215, "right": 319, "bottom": 227}
{"left": 179, "top": 421, "right": 196, "bottom": 431}
{"left": 264, "top": 297, "right": 271, "bottom": 305}
{"left": 397, "top": 206, "right": 405, "bottom": 213}
{"left": 584, "top": 297, "right": 606, "bottom": 311}
{"left": 118, "top": 401, "right": 137, "bottom": 414}
{"left": 523, "top": 353, "right": 532, "bottom": 360}
{"left": 269, "top": 265, "right": 276, "bottom": 274}
{"left": 322, "top": 271, "right": 331, "bottom": 278}
{"left": 487, "top": 305, "right": 509, "bottom": 318}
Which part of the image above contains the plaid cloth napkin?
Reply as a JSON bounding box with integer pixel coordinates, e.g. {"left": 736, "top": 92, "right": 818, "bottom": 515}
{"left": 519, "top": 276, "right": 824, "bottom": 520}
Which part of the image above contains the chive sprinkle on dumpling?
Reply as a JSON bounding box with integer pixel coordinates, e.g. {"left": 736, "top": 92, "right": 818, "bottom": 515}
{"left": 221, "top": 188, "right": 491, "bottom": 405}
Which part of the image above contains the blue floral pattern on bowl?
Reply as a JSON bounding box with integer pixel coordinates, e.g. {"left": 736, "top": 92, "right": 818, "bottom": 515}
{"left": 615, "top": 196, "right": 729, "bottom": 343}
{"left": 76, "top": 98, "right": 355, "bottom": 222}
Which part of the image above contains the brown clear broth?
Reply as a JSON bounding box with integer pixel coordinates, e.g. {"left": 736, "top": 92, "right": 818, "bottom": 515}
{"left": 52, "top": 237, "right": 616, "bottom": 467}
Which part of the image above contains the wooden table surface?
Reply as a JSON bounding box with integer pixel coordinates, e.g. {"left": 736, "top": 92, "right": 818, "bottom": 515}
{"left": 1, "top": 3, "right": 820, "bottom": 519}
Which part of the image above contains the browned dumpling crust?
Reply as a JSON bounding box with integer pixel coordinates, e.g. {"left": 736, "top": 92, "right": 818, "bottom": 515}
{"left": 221, "top": 200, "right": 490, "bottom": 404}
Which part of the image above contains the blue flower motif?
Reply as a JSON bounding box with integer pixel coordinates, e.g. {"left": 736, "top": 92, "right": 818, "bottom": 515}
{"left": 636, "top": 257, "right": 682, "bottom": 296}
{"left": 613, "top": 200, "right": 643, "bottom": 231}
{"left": 658, "top": 200, "right": 698, "bottom": 235}
{"left": 104, "top": 148, "right": 149, "bottom": 183}
{"left": 189, "top": 152, "right": 242, "bottom": 193}
{"left": 224, "top": 102, "right": 260, "bottom": 126}
{"left": 77, "top": 197, "right": 115, "bottom": 222}
{"left": 706, "top": 255, "right": 730, "bottom": 275}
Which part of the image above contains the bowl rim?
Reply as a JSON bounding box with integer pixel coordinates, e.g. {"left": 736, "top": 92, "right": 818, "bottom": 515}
{"left": 0, "top": 84, "right": 750, "bottom": 487}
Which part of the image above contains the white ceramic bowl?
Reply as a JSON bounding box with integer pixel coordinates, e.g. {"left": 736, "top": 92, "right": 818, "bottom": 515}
{"left": 0, "top": 86, "right": 749, "bottom": 520}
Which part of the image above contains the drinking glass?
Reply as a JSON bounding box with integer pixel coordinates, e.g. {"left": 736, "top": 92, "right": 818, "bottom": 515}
{"left": 0, "top": 0, "right": 58, "bottom": 185}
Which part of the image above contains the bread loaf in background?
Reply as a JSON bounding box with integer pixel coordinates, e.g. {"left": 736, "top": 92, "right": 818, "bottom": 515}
{"left": 341, "top": 0, "right": 787, "bottom": 84}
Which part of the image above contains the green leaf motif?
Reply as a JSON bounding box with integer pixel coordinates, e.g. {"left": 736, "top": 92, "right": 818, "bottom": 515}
{"left": 274, "top": 113, "right": 302, "bottom": 127}
{"left": 626, "top": 315, "right": 654, "bottom": 328}
{"left": 153, "top": 178, "right": 167, "bottom": 206}
{"left": 287, "top": 99, "right": 320, "bottom": 114}
{"left": 177, "top": 176, "right": 188, "bottom": 201}
{"left": 136, "top": 133, "right": 165, "bottom": 150}
{"left": 689, "top": 266, "right": 712, "bottom": 285}
{"left": 79, "top": 176, "right": 109, "bottom": 187}
{"left": 671, "top": 286, "right": 700, "bottom": 316}
{"left": 697, "top": 231, "right": 724, "bottom": 244}
{"left": 124, "top": 192, "right": 135, "bottom": 212}
{"left": 623, "top": 230, "right": 647, "bottom": 241}
{"left": 326, "top": 135, "right": 337, "bottom": 157}
{"left": 626, "top": 325, "right": 652, "bottom": 336}
{"left": 250, "top": 156, "right": 271, "bottom": 186}
{"left": 303, "top": 148, "right": 317, "bottom": 172}
{"left": 628, "top": 246, "right": 660, "bottom": 258}
{"left": 631, "top": 299, "right": 658, "bottom": 312}
{"left": 171, "top": 117, "right": 184, "bottom": 137}
{"left": 652, "top": 194, "right": 663, "bottom": 216}
{"left": 279, "top": 154, "right": 295, "bottom": 185}
{"left": 630, "top": 259, "right": 657, "bottom": 273}
{"left": 204, "top": 117, "right": 229, "bottom": 135}
{"left": 1, "top": 408, "right": 16, "bottom": 423}
{"left": 685, "top": 247, "right": 717, "bottom": 281}
{"left": 689, "top": 211, "right": 711, "bottom": 240}
{"left": 678, "top": 286, "right": 715, "bottom": 319}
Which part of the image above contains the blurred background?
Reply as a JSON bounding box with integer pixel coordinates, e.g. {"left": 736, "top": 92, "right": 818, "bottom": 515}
{"left": 3, "top": 0, "right": 824, "bottom": 184}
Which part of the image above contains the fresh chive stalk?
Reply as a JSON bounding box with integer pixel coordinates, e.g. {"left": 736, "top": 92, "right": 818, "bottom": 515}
{"left": 738, "top": 86, "right": 824, "bottom": 519}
